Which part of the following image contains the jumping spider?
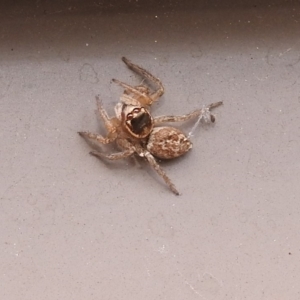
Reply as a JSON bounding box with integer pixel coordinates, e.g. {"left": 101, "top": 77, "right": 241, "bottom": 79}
{"left": 78, "top": 57, "right": 222, "bottom": 195}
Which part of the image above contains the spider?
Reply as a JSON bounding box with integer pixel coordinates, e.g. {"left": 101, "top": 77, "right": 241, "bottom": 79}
{"left": 78, "top": 57, "right": 222, "bottom": 195}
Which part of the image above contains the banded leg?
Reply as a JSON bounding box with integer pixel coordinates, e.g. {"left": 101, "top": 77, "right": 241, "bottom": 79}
{"left": 78, "top": 131, "right": 116, "bottom": 145}
{"left": 112, "top": 78, "right": 153, "bottom": 106}
{"left": 95, "top": 96, "right": 117, "bottom": 133}
{"left": 154, "top": 101, "right": 223, "bottom": 125}
{"left": 122, "top": 57, "right": 164, "bottom": 103}
{"left": 90, "top": 148, "right": 134, "bottom": 160}
{"left": 78, "top": 96, "right": 118, "bottom": 145}
{"left": 142, "top": 150, "right": 179, "bottom": 195}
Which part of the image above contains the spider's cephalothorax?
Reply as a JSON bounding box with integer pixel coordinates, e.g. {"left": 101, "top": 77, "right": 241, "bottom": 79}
{"left": 121, "top": 104, "right": 153, "bottom": 139}
{"left": 78, "top": 57, "right": 223, "bottom": 195}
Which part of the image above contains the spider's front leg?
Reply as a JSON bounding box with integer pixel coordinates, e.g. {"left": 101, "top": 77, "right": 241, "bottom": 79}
{"left": 95, "top": 95, "right": 120, "bottom": 134}
{"left": 121, "top": 57, "right": 165, "bottom": 104}
{"left": 78, "top": 97, "right": 119, "bottom": 145}
{"left": 112, "top": 78, "right": 153, "bottom": 106}
{"left": 154, "top": 101, "right": 223, "bottom": 125}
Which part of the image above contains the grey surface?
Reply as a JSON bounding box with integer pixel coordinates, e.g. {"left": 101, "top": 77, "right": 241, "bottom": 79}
{"left": 1, "top": 1, "right": 300, "bottom": 299}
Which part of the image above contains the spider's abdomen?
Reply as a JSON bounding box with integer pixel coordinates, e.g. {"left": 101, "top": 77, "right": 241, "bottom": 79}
{"left": 147, "top": 127, "right": 192, "bottom": 159}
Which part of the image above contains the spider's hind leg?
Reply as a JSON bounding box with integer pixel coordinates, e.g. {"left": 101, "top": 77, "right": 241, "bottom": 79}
{"left": 134, "top": 144, "right": 180, "bottom": 195}
{"left": 143, "top": 151, "right": 179, "bottom": 195}
{"left": 90, "top": 148, "right": 134, "bottom": 160}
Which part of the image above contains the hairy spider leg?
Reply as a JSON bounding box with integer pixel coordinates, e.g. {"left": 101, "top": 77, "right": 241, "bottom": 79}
{"left": 143, "top": 151, "right": 179, "bottom": 195}
{"left": 153, "top": 101, "right": 223, "bottom": 125}
{"left": 95, "top": 96, "right": 114, "bottom": 131}
{"left": 90, "top": 148, "right": 134, "bottom": 160}
{"left": 78, "top": 131, "right": 115, "bottom": 145}
{"left": 132, "top": 143, "right": 180, "bottom": 195}
{"left": 122, "top": 57, "right": 164, "bottom": 103}
{"left": 90, "top": 137, "right": 179, "bottom": 195}
{"left": 112, "top": 78, "right": 153, "bottom": 106}
{"left": 78, "top": 97, "right": 119, "bottom": 145}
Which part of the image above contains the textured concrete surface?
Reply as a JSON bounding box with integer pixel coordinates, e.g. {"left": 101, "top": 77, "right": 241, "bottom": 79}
{"left": 1, "top": 0, "right": 300, "bottom": 299}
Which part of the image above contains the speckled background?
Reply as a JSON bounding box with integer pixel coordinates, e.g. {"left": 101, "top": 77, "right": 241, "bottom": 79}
{"left": 1, "top": 0, "right": 300, "bottom": 299}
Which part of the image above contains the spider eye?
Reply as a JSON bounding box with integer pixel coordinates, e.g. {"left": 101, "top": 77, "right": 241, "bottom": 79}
{"left": 133, "top": 108, "right": 140, "bottom": 113}
{"left": 127, "top": 113, "right": 133, "bottom": 120}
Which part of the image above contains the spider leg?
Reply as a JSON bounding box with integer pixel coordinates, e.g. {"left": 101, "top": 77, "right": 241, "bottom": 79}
{"left": 112, "top": 78, "right": 153, "bottom": 106}
{"left": 95, "top": 95, "right": 119, "bottom": 132}
{"left": 121, "top": 57, "right": 164, "bottom": 104}
{"left": 78, "top": 131, "right": 116, "bottom": 145}
{"left": 133, "top": 85, "right": 150, "bottom": 95}
{"left": 141, "top": 150, "right": 179, "bottom": 195}
{"left": 90, "top": 149, "right": 134, "bottom": 160}
{"left": 154, "top": 110, "right": 201, "bottom": 125}
{"left": 154, "top": 101, "right": 223, "bottom": 125}
{"left": 78, "top": 97, "right": 119, "bottom": 145}
{"left": 112, "top": 78, "right": 145, "bottom": 97}
{"left": 207, "top": 101, "right": 223, "bottom": 110}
